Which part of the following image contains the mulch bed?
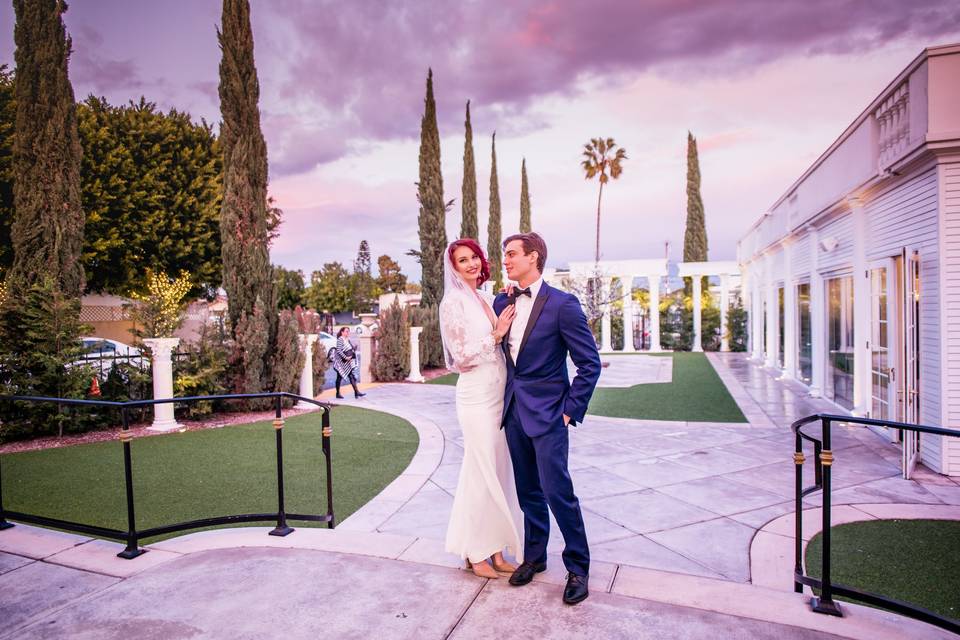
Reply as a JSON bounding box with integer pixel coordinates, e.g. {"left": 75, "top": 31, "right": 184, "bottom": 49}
{"left": 0, "top": 404, "right": 324, "bottom": 455}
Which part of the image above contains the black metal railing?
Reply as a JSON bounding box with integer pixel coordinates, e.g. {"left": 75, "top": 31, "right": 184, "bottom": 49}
{"left": 792, "top": 413, "right": 960, "bottom": 633}
{"left": 0, "top": 392, "right": 333, "bottom": 559}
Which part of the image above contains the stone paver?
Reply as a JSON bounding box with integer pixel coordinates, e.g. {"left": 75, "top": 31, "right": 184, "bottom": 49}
{"left": 324, "top": 352, "right": 958, "bottom": 587}
{"left": 4, "top": 352, "right": 958, "bottom": 639}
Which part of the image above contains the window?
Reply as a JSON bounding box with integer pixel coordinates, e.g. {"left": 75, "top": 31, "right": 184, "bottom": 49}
{"left": 825, "top": 275, "right": 854, "bottom": 409}
{"left": 797, "top": 282, "right": 812, "bottom": 384}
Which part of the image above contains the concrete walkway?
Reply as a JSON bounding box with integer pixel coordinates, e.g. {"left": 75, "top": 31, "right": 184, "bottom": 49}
{"left": 2, "top": 352, "right": 958, "bottom": 638}
{"left": 0, "top": 525, "right": 950, "bottom": 639}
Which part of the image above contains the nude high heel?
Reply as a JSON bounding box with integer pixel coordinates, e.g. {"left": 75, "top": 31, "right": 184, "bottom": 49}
{"left": 491, "top": 556, "right": 517, "bottom": 574}
{"left": 465, "top": 559, "right": 499, "bottom": 579}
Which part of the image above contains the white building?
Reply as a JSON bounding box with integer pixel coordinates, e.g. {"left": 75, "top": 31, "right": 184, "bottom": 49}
{"left": 738, "top": 43, "right": 960, "bottom": 476}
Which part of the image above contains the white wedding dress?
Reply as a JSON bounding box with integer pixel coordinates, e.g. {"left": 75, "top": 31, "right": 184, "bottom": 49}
{"left": 440, "top": 287, "right": 524, "bottom": 564}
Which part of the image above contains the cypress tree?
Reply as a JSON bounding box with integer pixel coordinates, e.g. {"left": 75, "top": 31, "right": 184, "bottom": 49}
{"left": 9, "top": 0, "right": 84, "bottom": 298}
{"left": 486, "top": 133, "right": 503, "bottom": 290}
{"left": 519, "top": 157, "right": 531, "bottom": 233}
{"left": 218, "top": 0, "right": 275, "bottom": 394}
{"left": 683, "top": 131, "right": 708, "bottom": 293}
{"left": 460, "top": 100, "right": 478, "bottom": 241}
{"left": 416, "top": 69, "right": 447, "bottom": 307}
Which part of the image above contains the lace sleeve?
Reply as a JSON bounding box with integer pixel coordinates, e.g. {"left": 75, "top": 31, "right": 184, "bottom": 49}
{"left": 440, "top": 296, "right": 498, "bottom": 371}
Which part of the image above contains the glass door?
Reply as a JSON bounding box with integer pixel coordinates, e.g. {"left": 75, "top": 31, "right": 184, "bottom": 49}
{"left": 900, "top": 249, "right": 921, "bottom": 478}
{"left": 797, "top": 282, "right": 812, "bottom": 384}
{"left": 869, "top": 260, "right": 897, "bottom": 430}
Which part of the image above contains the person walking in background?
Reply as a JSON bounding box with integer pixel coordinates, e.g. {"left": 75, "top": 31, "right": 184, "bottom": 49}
{"left": 333, "top": 327, "right": 365, "bottom": 399}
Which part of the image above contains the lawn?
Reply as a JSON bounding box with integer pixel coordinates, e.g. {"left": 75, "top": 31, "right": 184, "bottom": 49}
{"left": 0, "top": 405, "right": 418, "bottom": 541}
{"left": 806, "top": 519, "right": 960, "bottom": 620}
{"left": 424, "top": 353, "right": 746, "bottom": 423}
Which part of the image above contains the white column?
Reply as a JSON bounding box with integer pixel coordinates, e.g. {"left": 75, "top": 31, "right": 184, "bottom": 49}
{"left": 783, "top": 241, "right": 797, "bottom": 378}
{"left": 750, "top": 263, "right": 764, "bottom": 361}
{"left": 720, "top": 273, "right": 731, "bottom": 352}
{"left": 765, "top": 264, "right": 777, "bottom": 368}
{"left": 850, "top": 198, "right": 871, "bottom": 416}
{"left": 359, "top": 333, "right": 373, "bottom": 384}
{"left": 648, "top": 275, "right": 662, "bottom": 352}
{"left": 296, "top": 334, "right": 318, "bottom": 407}
{"left": 143, "top": 337, "right": 182, "bottom": 432}
{"left": 621, "top": 274, "right": 636, "bottom": 352}
{"left": 600, "top": 277, "right": 613, "bottom": 352}
{"left": 808, "top": 227, "right": 824, "bottom": 397}
{"left": 406, "top": 326, "right": 425, "bottom": 382}
{"left": 692, "top": 274, "right": 703, "bottom": 352}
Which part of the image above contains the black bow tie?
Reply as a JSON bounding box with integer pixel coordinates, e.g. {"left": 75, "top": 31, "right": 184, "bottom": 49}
{"left": 511, "top": 287, "right": 532, "bottom": 299}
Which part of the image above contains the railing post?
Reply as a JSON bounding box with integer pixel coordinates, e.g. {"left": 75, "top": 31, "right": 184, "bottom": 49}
{"left": 270, "top": 394, "right": 294, "bottom": 536}
{"left": 793, "top": 432, "right": 804, "bottom": 593}
{"left": 117, "top": 407, "right": 146, "bottom": 559}
{"left": 322, "top": 408, "right": 335, "bottom": 528}
{"left": 0, "top": 447, "right": 14, "bottom": 531}
{"left": 811, "top": 417, "right": 842, "bottom": 616}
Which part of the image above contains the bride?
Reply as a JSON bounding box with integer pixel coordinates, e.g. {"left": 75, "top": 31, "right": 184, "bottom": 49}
{"left": 440, "top": 238, "right": 524, "bottom": 579}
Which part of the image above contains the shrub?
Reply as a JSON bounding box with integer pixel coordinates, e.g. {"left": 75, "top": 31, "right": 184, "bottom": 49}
{"left": 173, "top": 321, "right": 230, "bottom": 418}
{"left": 409, "top": 304, "right": 443, "bottom": 368}
{"left": 129, "top": 270, "right": 192, "bottom": 338}
{"left": 0, "top": 277, "right": 114, "bottom": 441}
{"left": 312, "top": 335, "right": 330, "bottom": 394}
{"left": 272, "top": 309, "right": 305, "bottom": 406}
{"left": 727, "top": 299, "right": 748, "bottom": 352}
{"left": 372, "top": 299, "right": 410, "bottom": 382}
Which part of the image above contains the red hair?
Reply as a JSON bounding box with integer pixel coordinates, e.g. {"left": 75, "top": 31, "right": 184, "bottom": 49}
{"left": 448, "top": 238, "right": 490, "bottom": 287}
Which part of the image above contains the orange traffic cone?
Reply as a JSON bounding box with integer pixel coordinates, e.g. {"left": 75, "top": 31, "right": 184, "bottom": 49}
{"left": 89, "top": 377, "right": 102, "bottom": 397}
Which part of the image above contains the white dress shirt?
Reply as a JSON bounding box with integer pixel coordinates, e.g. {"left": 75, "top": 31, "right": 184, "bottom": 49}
{"left": 508, "top": 277, "right": 543, "bottom": 364}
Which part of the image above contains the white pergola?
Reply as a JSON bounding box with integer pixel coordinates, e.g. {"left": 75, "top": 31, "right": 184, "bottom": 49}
{"left": 675, "top": 261, "right": 740, "bottom": 352}
{"left": 566, "top": 259, "right": 669, "bottom": 353}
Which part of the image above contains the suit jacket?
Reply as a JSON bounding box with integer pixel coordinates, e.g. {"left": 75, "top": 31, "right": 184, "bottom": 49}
{"left": 493, "top": 282, "right": 601, "bottom": 437}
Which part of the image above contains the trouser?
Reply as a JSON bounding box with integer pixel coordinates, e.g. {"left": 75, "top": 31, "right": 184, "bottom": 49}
{"left": 503, "top": 400, "right": 589, "bottom": 577}
{"left": 336, "top": 372, "right": 360, "bottom": 397}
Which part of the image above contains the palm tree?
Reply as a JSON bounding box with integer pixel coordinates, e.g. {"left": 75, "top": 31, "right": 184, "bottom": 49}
{"left": 581, "top": 137, "right": 627, "bottom": 263}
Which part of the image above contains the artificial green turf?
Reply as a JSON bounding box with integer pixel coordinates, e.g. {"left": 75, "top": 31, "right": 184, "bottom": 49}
{"left": 588, "top": 353, "right": 745, "bottom": 422}
{"left": 426, "top": 373, "right": 458, "bottom": 385}
{"left": 0, "top": 406, "right": 417, "bottom": 541}
{"left": 806, "top": 519, "right": 960, "bottom": 620}
{"left": 424, "top": 353, "right": 745, "bottom": 422}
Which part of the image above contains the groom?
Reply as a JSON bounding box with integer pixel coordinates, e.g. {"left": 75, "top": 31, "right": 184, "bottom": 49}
{"left": 494, "top": 232, "right": 601, "bottom": 605}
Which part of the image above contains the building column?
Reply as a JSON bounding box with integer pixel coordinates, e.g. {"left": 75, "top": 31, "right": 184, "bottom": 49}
{"left": 600, "top": 277, "right": 613, "bottom": 352}
{"left": 648, "top": 275, "right": 662, "bottom": 352}
{"left": 750, "top": 263, "right": 764, "bottom": 361}
{"left": 720, "top": 273, "right": 731, "bottom": 352}
{"left": 808, "top": 227, "right": 824, "bottom": 397}
{"left": 406, "top": 326, "right": 425, "bottom": 382}
{"left": 621, "top": 274, "right": 636, "bottom": 352}
{"left": 850, "top": 198, "right": 871, "bottom": 416}
{"left": 296, "top": 334, "right": 319, "bottom": 407}
{"left": 765, "top": 263, "right": 777, "bottom": 368}
{"left": 143, "top": 337, "right": 183, "bottom": 432}
{"left": 783, "top": 240, "right": 797, "bottom": 378}
{"left": 692, "top": 274, "right": 703, "bottom": 352}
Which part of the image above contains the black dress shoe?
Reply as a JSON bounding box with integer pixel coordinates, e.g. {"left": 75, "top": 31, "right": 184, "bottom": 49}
{"left": 355, "top": 392, "right": 366, "bottom": 398}
{"left": 508, "top": 561, "right": 547, "bottom": 586}
{"left": 335, "top": 394, "right": 344, "bottom": 399}
{"left": 563, "top": 573, "right": 589, "bottom": 605}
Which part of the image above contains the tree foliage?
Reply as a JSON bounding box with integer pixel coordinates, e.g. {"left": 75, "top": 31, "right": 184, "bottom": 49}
{"left": 352, "top": 239, "right": 376, "bottom": 313}
{"left": 376, "top": 254, "right": 407, "bottom": 294}
{"left": 78, "top": 96, "right": 223, "bottom": 298}
{"left": 218, "top": 0, "right": 276, "bottom": 396}
{"left": 581, "top": 137, "right": 627, "bottom": 263}
{"left": 273, "top": 265, "right": 305, "bottom": 310}
{"left": 487, "top": 133, "right": 503, "bottom": 290}
{"left": 460, "top": 100, "right": 478, "bottom": 240}
{"left": 0, "top": 65, "right": 14, "bottom": 278}
{"left": 305, "top": 262, "right": 353, "bottom": 313}
{"left": 684, "top": 131, "right": 708, "bottom": 294}
{"left": 129, "top": 269, "right": 192, "bottom": 338}
{"left": 519, "top": 157, "right": 531, "bottom": 233}
{"left": 9, "top": 0, "right": 85, "bottom": 298}
{"left": 408, "top": 303, "right": 443, "bottom": 368}
{"left": 416, "top": 69, "right": 449, "bottom": 307}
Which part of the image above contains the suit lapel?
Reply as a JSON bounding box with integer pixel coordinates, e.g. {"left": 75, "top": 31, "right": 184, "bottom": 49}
{"left": 518, "top": 283, "right": 550, "bottom": 358}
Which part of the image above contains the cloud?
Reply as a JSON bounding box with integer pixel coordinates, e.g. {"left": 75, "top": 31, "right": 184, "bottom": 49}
{"left": 68, "top": 25, "right": 144, "bottom": 95}
{"left": 254, "top": 0, "right": 960, "bottom": 173}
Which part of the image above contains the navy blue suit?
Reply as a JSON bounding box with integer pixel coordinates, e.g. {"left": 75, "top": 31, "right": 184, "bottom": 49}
{"left": 493, "top": 282, "right": 601, "bottom": 577}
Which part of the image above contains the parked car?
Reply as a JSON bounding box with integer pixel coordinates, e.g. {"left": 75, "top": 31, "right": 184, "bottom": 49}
{"left": 75, "top": 338, "right": 144, "bottom": 375}
{"left": 317, "top": 331, "right": 338, "bottom": 362}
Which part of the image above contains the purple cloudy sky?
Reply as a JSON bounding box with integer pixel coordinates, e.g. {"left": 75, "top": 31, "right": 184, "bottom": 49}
{"left": 2, "top": 1, "right": 960, "bottom": 281}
